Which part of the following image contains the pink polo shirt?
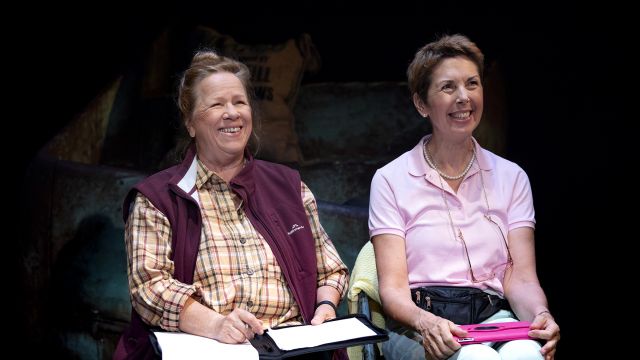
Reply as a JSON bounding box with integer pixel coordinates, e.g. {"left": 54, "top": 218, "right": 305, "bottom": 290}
{"left": 369, "top": 135, "right": 535, "bottom": 295}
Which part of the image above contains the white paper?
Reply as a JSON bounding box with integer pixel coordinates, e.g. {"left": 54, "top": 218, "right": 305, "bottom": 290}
{"left": 153, "top": 332, "right": 258, "bottom": 360}
{"left": 266, "top": 317, "right": 377, "bottom": 351}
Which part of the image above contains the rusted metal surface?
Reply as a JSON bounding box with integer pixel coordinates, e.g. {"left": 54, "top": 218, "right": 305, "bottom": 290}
{"left": 22, "top": 155, "right": 145, "bottom": 357}
{"left": 294, "top": 82, "right": 429, "bottom": 161}
{"left": 299, "top": 160, "right": 383, "bottom": 205}
{"left": 316, "top": 200, "right": 368, "bottom": 272}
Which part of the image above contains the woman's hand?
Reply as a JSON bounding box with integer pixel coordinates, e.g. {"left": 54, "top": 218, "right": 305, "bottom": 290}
{"left": 310, "top": 302, "right": 336, "bottom": 325}
{"left": 528, "top": 311, "right": 560, "bottom": 360}
{"left": 415, "top": 310, "right": 467, "bottom": 360}
{"left": 212, "top": 308, "right": 263, "bottom": 343}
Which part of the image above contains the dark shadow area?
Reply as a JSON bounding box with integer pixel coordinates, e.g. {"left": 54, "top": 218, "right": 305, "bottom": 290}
{"left": 10, "top": 4, "right": 610, "bottom": 358}
{"left": 45, "top": 215, "right": 128, "bottom": 359}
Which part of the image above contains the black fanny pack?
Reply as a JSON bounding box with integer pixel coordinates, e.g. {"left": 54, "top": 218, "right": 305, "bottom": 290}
{"left": 411, "top": 286, "right": 510, "bottom": 325}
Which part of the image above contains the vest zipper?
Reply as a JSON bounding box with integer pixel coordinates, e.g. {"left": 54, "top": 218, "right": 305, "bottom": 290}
{"left": 247, "top": 206, "right": 308, "bottom": 325}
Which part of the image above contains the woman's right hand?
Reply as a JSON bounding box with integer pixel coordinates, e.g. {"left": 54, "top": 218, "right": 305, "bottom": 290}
{"left": 212, "top": 308, "right": 264, "bottom": 343}
{"left": 415, "top": 310, "right": 467, "bottom": 360}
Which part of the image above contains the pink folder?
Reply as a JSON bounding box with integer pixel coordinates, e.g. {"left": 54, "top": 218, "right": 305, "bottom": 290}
{"left": 454, "top": 321, "right": 533, "bottom": 345}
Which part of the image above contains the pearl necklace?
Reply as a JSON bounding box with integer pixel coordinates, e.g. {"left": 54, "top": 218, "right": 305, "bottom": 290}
{"left": 422, "top": 137, "right": 476, "bottom": 181}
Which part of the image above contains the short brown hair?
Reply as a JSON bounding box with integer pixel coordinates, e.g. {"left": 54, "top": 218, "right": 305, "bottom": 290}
{"left": 407, "top": 34, "right": 484, "bottom": 101}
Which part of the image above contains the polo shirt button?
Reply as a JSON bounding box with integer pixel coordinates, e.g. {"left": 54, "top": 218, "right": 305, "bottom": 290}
{"left": 246, "top": 268, "right": 254, "bottom": 275}
{"left": 247, "top": 300, "right": 254, "bottom": 307}
{"left": 240, "top": 237, "right": 247, "bottom": 244}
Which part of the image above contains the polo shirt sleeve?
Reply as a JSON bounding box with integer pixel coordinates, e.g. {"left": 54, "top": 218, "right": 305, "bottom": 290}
{"left": 507, "top": 168, "right": 536, "bottom": 231}
{"left": 369, "top": 169, "right": 406, "bottom": 239}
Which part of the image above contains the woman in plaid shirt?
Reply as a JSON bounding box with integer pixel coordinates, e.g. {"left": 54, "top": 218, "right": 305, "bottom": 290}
{"left": 115, "top": 51, "right": 348, "bottom": 360}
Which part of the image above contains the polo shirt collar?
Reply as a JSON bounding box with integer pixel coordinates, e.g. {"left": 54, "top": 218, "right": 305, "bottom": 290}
{"left": 407, "top": 134, "right": 493, "bottom": 178}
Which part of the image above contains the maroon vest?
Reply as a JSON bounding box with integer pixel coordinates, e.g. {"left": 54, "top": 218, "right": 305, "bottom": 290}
{"left": 114, "top": 146, "right": 318, "bottom": 359}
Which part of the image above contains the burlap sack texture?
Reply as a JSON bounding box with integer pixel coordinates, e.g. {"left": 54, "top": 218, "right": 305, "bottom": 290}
{"left": 43, "top": 26, "right": 321, "bottom": 170}
{"left": 190, "top": 26, "right": 321, "bottom": 164}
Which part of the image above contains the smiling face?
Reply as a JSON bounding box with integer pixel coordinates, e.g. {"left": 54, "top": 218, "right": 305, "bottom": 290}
{"left": 186, "top": 72, "right": 252, "bottom": 168}
{"left": 415, "top": 56, "right": 483, "bottom": 141}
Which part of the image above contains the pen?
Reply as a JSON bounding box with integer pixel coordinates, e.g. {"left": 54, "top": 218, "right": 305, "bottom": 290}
{"left": 243, "top": 303, "right": 250, "bottom": 329}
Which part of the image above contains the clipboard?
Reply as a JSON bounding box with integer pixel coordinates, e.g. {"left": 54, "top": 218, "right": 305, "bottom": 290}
{"left": 249, "top": 314, "right": 388, "bottom": 359}
{"left": 150, "top": 313, "right": 388, "bottom": 360}
{"left": 454, "top": 321, "right": 533, "bottom": 345}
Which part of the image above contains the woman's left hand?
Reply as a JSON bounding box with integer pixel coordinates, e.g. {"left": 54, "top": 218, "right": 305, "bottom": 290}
{"left": 528, "top": 311, "right": 560, "bottom": 360}
{"left": 310, "top": 303, "right": 336, "bottom": 325}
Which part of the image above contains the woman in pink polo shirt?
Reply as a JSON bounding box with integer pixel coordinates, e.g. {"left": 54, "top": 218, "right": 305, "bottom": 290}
{"left": 369, "top": 34, "right": 560, "bottom": 360}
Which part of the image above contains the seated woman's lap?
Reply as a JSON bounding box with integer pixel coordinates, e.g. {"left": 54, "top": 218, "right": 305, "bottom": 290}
{"left": 382, "top": 310, "right": 542, "bottom": 360}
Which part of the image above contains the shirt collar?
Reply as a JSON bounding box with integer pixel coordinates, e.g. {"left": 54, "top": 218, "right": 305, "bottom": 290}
{"left": 407, "top": 134, "right": 492, "bottom": 178}
{"left": 407, "top": 135, "right": 431, "bottom": 177}
{"left": 473, "top": 137, "right": 492, "bottom": 171}
{"left": 195, "top": 158, "right": 226, "bottom": 190}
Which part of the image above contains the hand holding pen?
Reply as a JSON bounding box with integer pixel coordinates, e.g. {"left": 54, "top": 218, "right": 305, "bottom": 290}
{"left": 212, "top": 307, "right": 263, "bottom": 344}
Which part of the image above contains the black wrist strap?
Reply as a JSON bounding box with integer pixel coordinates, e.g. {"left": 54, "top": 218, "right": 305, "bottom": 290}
{"left": 315, "top": 300, "right": 337, "bottom": 313}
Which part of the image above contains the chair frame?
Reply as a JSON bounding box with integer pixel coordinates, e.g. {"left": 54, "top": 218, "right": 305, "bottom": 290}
{"left": 358, "top": 292, "right": 378, "bottom": 360}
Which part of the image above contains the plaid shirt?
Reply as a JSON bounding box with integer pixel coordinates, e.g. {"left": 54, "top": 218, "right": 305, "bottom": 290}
{"left": 125, "top": 160, "right": 348, "bottom": 331}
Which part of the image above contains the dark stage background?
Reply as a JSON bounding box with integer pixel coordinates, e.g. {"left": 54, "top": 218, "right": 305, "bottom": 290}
{"left": 11, "top": 3, "right": 613, "bottom": 358}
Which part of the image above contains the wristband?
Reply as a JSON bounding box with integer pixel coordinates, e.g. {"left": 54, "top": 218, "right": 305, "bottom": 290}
{"left": 315, "top": 300, "right": 337, "bottom": 313}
